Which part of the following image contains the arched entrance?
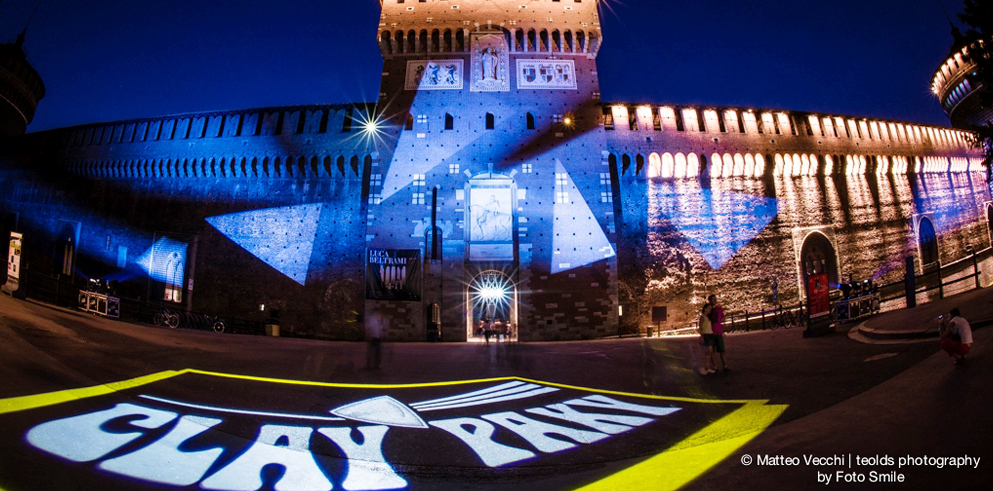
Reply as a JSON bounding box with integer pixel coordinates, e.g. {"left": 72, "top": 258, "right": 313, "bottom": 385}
{"left": 918, "top": 216, "right": 939, "bottom": 268}
{"left": 56, "top": 222, "right": 77, "bottom": 276}
{"left": 799, "top": 231, "right": 839, "bottom": 296}
{"left": 466, "top": 270, "right": 518, "bottom": 342}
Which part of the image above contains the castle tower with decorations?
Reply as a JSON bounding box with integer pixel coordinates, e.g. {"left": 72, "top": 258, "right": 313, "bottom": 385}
{"left": 368, "top": 0, "right": 617, "bottom": 341}
{"left": 0, "top": 30, "right": 45, "bottom": 137}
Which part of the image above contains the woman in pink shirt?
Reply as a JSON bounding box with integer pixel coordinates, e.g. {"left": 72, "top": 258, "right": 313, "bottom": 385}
{"left": 708, "top": 294, "right": 729, "bottom": 372}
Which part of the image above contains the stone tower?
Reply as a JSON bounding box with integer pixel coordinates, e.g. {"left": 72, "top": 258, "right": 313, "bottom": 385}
{"left": 0, "top": 31, "right": 45, "bottom": 137}
{"left": 366, "top": 0, "right": 617, "bottom": 341}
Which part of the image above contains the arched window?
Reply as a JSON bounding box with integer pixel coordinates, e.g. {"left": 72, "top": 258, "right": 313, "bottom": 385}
{"left": 823, "top": 155, "right": 833, "bottom": 175}
{"left": 445, "top": 113, "right": 454, "bottom": 130}
{"left": 722, "top": 153, "right": 734, "bottom": 178}
{"left": 733, "top": 153, "right": 745, "bottom": 176}
{"left": 672, "top": 153, "right": 684, "bottom": 179}
{"left": 686, "top": 153, "right": 700, "bottom": 178}
{"left": 486, "top": 113, "right": 495, "bottom": 130}
{"left": 622, "top": 154, "right": 631, "bottom": 175}
{"left": 774, "top": 154, "right": 784, "bottom": 176}
{"left": 526, "top": 112, "right": 535, "bottom": 130}
{"left": 380, "top": 31, "right": 392, "bottom": 54}
{"left": 755, "top": 154, "right": 767, "bottom": 177}
{"left": 710, "top": 153, "right": 722, "bottom": 178}
{"left": 648, "top": 153, "right": 662, "bottom": 178}
{"left": 800, "top": 154, "right": 810, "bottom": 176}
{"left": 635, "top": 154, "right": 645, "bottom": 175}
{"left": 744, "top": 154, "right": 755, "bottom": 177}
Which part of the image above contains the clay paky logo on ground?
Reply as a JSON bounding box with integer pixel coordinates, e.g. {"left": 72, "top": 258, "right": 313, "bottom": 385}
{"left": 0, "top": 370, "right": 785, "bottom": 491}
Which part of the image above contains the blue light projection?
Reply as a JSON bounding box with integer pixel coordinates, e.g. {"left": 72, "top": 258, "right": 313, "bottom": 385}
{"left": 653, "top": 186, "right": 778, "bottom": 271}
{"left": 914, "top": 174, "right": 984, "bottom": 234}
{"left": 205, "top": 204, "right": 323, "bottom": 286}
{"left": 136, "top": 237, "right": 188, "bottom": 286}
{"left": 551, "top": 161, "right": 615, "bottom": 274}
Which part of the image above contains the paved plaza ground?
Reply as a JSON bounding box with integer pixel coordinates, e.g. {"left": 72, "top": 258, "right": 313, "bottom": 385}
{"left": 0, "top": 288, "right": 989, "bottom": 490}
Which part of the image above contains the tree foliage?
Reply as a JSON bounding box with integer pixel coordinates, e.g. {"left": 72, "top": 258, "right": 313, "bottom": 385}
{"left": 958, "top": 0, "right": 993, "bottom": 178}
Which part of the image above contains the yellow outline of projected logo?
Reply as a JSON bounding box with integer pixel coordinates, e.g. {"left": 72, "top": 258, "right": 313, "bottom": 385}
{"left": 0, "top": 369, "right": 786, "bottom": 491}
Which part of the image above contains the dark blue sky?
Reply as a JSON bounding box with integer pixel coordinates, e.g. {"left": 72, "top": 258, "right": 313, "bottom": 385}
{"left": 0, "top": 0, "right": 964, "bottom": 133}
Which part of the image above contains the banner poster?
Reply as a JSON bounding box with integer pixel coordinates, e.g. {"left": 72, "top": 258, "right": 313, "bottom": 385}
{"left": 7, "top": 232, "right": 21, "bottom": 282}
{"left": 366, "top": 249, "right": 421, "bottom": 301}
{"left": 807, "top": 274, "right": 830, "bottom": 318}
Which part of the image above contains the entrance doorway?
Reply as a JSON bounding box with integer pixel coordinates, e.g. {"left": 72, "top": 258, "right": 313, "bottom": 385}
{"left": 799, "top": 231, "right": 839, "bottom": 296}
{"left": 466, "top": 270, "right": 517, "bottom": 342}
{"left": 917, "top": 216, "right": 939, "bottom": 268}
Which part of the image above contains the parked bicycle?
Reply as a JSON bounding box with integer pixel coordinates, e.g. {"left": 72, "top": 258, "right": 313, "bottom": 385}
{"left": 154, "top": 309, "right": 180, "bottom": 329}
{"left": 154, "top": 308, "right": 225, "bottom": 333}
{"left": 771, "top": 304, "right": 805, "bottom": 329}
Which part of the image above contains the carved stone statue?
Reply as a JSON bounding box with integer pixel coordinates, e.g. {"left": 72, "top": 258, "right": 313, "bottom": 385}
{"left": 481, "top": 48, "right": 499, "bottom": 81}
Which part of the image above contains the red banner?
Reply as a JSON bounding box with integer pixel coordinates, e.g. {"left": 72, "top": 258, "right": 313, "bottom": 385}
{"left": 807, "top": 274, "right": 830, "bottom": 318}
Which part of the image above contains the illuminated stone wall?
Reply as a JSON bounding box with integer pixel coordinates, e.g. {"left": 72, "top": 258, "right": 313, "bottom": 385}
{"left": 0, "top": 105, "right": 378, "bottom": 339}
{"left": 372, "top": 0, "right": 617, "bottom": 341}
{"left": 605, "top": 103, "right": 988, "bottom": 329}
{"left": 2, "top": 0, "right": 991, "bottom": 340}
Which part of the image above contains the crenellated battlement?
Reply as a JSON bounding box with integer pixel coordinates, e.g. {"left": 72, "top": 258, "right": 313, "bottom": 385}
{"left": 54, "top": 103, "right": 376, "bottom": 149}
{"left": 378, "top": 0, "right": 602, "bottom": 58}
{"left": 602, "top": 102, "right": 978, "bottom": 154}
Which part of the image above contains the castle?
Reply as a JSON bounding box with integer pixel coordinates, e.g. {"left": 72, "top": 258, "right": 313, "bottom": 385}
{"left": 1, "top": 0, "right": 988, "bottom": 341}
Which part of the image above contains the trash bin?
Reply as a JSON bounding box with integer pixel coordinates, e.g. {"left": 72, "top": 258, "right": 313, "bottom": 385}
{"left": 265, "top": 323, "right": 280, "bottom": 337}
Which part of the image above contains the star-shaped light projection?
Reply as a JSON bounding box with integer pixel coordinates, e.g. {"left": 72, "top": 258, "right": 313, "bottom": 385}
{"left": 653, "top": 187, "right": 778, "bottom": 271}
{"left": 205, "top": 204, "right": 323, "bottom": 286}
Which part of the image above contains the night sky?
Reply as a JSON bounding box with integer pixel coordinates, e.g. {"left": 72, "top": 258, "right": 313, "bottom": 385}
{"left": 0, "top": 0, "right": 966, "bottom": 133}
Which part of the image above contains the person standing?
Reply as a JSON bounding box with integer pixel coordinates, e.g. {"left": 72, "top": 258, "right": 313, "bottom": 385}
{"left": 941, "top": 307, "right": 973, "bottom": 365}
{"left": 698, "top": 304, "right": 717, "bottom": 375}
{"left": 708, "top": 294, "right": 729, "bottom": 372}
{"left": 366, "top": 312, "right": 385, "bottom": 370}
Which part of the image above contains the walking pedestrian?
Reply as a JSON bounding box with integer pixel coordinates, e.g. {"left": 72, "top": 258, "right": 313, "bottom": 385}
{"left": 940, "top": 307, "right": 973, "bottom": 365}
{"left": 708, "top": 294, "right": 729, "bottom": 371}
{"left": 698, "top": 304, "right": 717, "bottom": 375}
{"left": 483, "top": 317, "right": 493, "bottom": 344}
